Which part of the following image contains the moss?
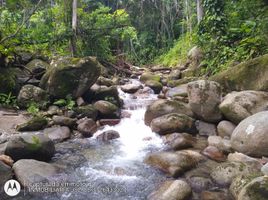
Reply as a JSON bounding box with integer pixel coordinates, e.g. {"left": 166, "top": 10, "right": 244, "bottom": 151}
{"left": 140, "top": 72, "right": 161, "bottom": 83}
{"left": 16, "top": 116, "right": 48, "bottom": 131}
{"left": 73, "top": 104, "right": 98, "bottom": 120}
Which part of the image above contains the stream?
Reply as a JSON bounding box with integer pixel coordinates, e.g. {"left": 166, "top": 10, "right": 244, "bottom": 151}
{"left": 19, "top": 79, "right": 168, "bottom": 200}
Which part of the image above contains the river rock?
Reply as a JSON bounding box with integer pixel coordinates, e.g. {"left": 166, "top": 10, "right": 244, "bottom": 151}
{"left": 93, "top": 100, "right": 120, "bottom": 119}
{"left": 99, "top": 119, "right": 121, "bottom": 126}
{"left": 96, "top": 76, "right": 114, "bottom": 87}
{"left": 165, "top": 84, "right": 188, "bottom": 98}
{"left": 237, "top": 176, "right": 268, "bottom": 200}
{"left": 163, "top": 133, "right": 195, "bottom": 150}
{"left": 217, "top": 120, "right": 236, "bottom": 138}
{"left": 17, "top": 84, "right": 49, "bottom": 108}
{"left": 227, "top": 152, "right": 262, "bottom": 170}
{"left": 77, "top": 118, "right": 97, "bottom": 137}
{"left": 202, "top": 146, "right": 226, "bottom": 162}
{"left": 219, "top": 91, "right": 268, "bottom": 124}
{"left": 96, "top": 130, "right": 120, "bottom": 141}
{"left": 187, "top": 80, "right": 222, "bottom": 123}
{"left": 121, "top": 83, "right": 142, "bottom": 93}
{"left": 52, "top": 115, "right": 76, "bottom": 127}
{"left": 208, "top": 136, "right": 232, "bottom": 153}
{"left": 40, "top": 56, "right": 101, "bottom": 98}
{"left": 0, "top": 161, "right": 12, "bottom": 188}
{"left": 0, "top": 155, "right": 14, "bottom": 167}
{"left": 167, "top": 69, "right": 181, "bottom": 81}
{"left": 140, "top": 72, "right": 161, "bottom": 83}
{"left": 144, "top": 99, "right": 193, "bottom": 126}
{"left": 210, "top": 54, "right": 268, "bottom": 91}
{"left": 16, "top": 116, "right": 48, "bottom": 131}
{"left": 231, "top": 111, "right": 268, "bottom": 157}
{"left": 210, "top": 161, "right": 259, "bottom": 186}
{"left": 201, "top": 190, "right": 231, "bottom": 200}
{"left": 144, "top": 150, "right": 203, "bottom": 177}
{"left": 73, "top": 104, "right": 98, "bottom": 120}
{"left": 13, "top": 159, "right": 60, "bottom": 188}
{"left": 5, "top": 134, "right": 55, "bottom": 161}
{"left": 147, "top": 180, "right": 192, "bottom": 200}
{"left": 150, "top": 113, "right": 196, "bottom": 135}
{"left": 43, "top": 126, "right": 71, "bottom": 142}
{"left": 195, "top": 120, "right": 217, "bottom": 136}
{"left": 145, "top": 80, "right": 163, "bottom": 94}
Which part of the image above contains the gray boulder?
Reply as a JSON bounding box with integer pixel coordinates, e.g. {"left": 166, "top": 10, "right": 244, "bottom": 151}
{"left": 93, "top": 100, "right": 120, "bottom": 119}
{"left": 217, "top": 121, "right": 236, "bottom": 138}
{"left": 43, "top": 126, "right": 71, "bottom": 142}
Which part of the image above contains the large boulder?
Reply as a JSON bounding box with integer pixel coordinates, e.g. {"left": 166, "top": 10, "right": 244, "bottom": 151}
{"left": 121, "top": 83, "right": 142, "bottom": 94}
{"left": 145, "top": 80, "right": 163, "bottom": 94}
{"left": 40, "top": 57, "right": 101, "bottom": 98}
{"left": 187, "top": 80, "right": 222, "bottom": 123}
{"left": 148, "top": 180, "right": 192, "bottom": 200}
{"left": 13, "top": 159, "right": 60, "bottom": 188}
{"left": 25, "top": 59, "right": 49, "bottom": 79}
{"left": 93, "top": 100, "right": 120, "bottom": 119}
{"left": 219, "top": 91, "right": 268, "bottom": 124}
{"left": 144, "top": 99, "right": 193, "bottom": 126}
{"left": 5, "top": 134, "right": 55, "bottom": 161}
{"left": 210, "top": 54, "right": 268, "bottom": 91}
{"left": 165, "top": 84, "right": 188, "bottom": 98}
{"left": 17, "top": 84, "right": 49, "bottom": 108}
{"left": 150, "top": 113, "right": 196, "bottom": 135}
{"left": 231, "top": 111, "right": 268, "bottom": 157}
{"left": 43, "top": 126, "right": 71, "bottom": 142}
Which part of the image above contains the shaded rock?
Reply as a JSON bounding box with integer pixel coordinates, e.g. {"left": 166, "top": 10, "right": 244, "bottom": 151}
{"left": 210, "top": 161, "right": 259, "bottom": 186}
{"left": 187, "top": 46, "right": 203, "bottom": 69}
{"left": 195, "top": 120, "right": 217, "bottom": 136}
{"left": 144, "top": 99, "right": 193, "bottom": 126}
{"left": 217, "top": 120, "right": 236, "bottom": 138}
{"left": 0, "top": 161, "right": 12, "bottom": 188}
{"left": 150, "top": 113, "right": 196, "bottom": 135}
{"left": 43, "top": 126, "right": 71, "bottom": 142}
{"left": 13, "top": 159, "right": 60, "bottom": 188}
{"left": 167, "top": 69, "right": 181, "bottom": 80}
{"left": 93, "top": 100, "right": 120, "bottom": 119}
{"left": 121, "top": 83, "right": 142, "bottom": 93}
{"left": 76, "top": 97, "right": 86, "bottom": 106}
{"left": 187, "top": 80, "right": 222, "bottom": 123}
{"left": 231, "top": 111, "right": 268, "bottom": 157}
{"left": 17, "top": 84, "right": 49, "bottom": 108}
{"left": 165, "top": 84, "right": 188, "bottom": 98}
{"left": 145, "top": 80, "right": 163, "bottom": 94}
{"left": 99, "top": 119, "right": 121, "bottom": 126}
{"left": 5, "top": 134, "right": 55, "bottom": 161}
{"left": 202, "top": 146, "right": 226, "bottom": 162}
{"left": 77, "top": 118, "right": 97, "bottom": 137}
{"left": 96, "top": 130, "right": 120, "bottom": 141}
{"left": 210, "top": 54, "right": 268, "bottom": 91}
{"left": 16, "top": 116, "right": 48, "bottom": 131}
{"left": 148, "top": 180, "right": 192, "bottom": 200}
{"left": 40, "top": 56, "right": 101, "bottom": 98}
{"left": 208, "top": 136, "right": 232, "bottom": 153}
{"left": 96, "top": 76, "right": 114, "bottom": 87}
{"left": 219, "top": 91, "right": 268, "bottom": 124}
{"left": 201, "top": 190, "right": 232, "bottom": 200}
{"left": 0, "top": 155, "right": 14, "bottom": 167}
{"left": 73, "top": 104, "right": 98, "bottom": 120}
{"left": 227, "top": 152, "right": 262, "bottom": 170}
{"left": 25, "top": 59, "right": 49, "bottom": 79}
{"left": 167, "top": 77, "right": 199, "bottom": 88}
{"left": 52, "top": 115, "right": 76, "bottom": 127}
{"left": 163, "top": 133, "right": 195, "bottom": 150}
{"left": 144, "top": 150, "right": 203, "bottom": 177}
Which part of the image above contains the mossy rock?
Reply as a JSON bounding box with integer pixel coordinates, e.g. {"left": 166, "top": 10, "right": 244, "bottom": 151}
{"left": 140, "top": 72, "right": 161, "bottom": 83}
{"left": 93, "top": 100, "right": 120, "bottom": 119}
{"left": 40, "top": 56, "right": 101, "bottom": 98}
{"left": 0, "top": 68, "right": 18, "bottom": 94}
{"left": 210, "top": 54, "right": 268, "bottom": 91}
{"left": 145, "top": 80, "right": 163, "bottom": 94}
{"left": 167, "top": 77, "right": 199, "bottom": 88}
{"left": 16, "top": 116, "right": 48, "bottom": 132}
{"left": 73, "top": 104, "right": 98, "bottom": 120}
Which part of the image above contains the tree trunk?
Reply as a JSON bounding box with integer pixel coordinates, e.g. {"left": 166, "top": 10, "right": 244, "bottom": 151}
{"left": 70, "top": 0, "right": 77, "bottom": 56}
{"left": 196, "top": 0, "right": 203, "bottom": 24}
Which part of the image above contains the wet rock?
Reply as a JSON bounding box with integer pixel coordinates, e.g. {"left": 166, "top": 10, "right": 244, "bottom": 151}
{"left": 195, "top": 120, "right": 217, "bottom": 136}
{"left": 217, "top": 120, "right": 236, "bottom": 138}
{"left": 202, "top": 146, "right": 226, "bottom": 162}
{"left": 93, "top": 100, "right": 120, "bottom": 119}
{"left": 99, "top": 119, "right": 121, "bottom": 126}
{"left": 47, "top": 105, "right": 60, "bottom": 116}
{"left": 227, "top": 152, "right": 262, "bottom": 170}
{"left": 187, "top": 80, "right": 222, "bottom": 123}
{"left": 261, "top": 163, "right": 268, "bottom": 175}
{"left": 73, "top": 104, "right": 98, "bottom": 120}
{"left": 219, "top": 91, "right": 268, "bottom": 124}
{"left": 237, "top": 176, "right": 268, "bottom": 200}
{"left": 201, "top": 190, "right": 232, "bottom": 200}
{"left": 44, "top": 126, "right": 71, "bottom": 142}
{"left": 96, "top": 130, "right": 120, "bottom": 141}
{"left": 165, "top": 84, "right": 188, "bottom": 98}
{"left": 96, "top": 76, "right": 114, "bottom": 87}
{"left": 144, "top": 99, "right": 193, "bottom": 126}
{"left": 13, "top": 159, "right": 61, "bottom": 188}
{"left": 52, "top": 115, "right": 76, "bottom": 127}
{"left": 163, "top": 133, "right": 195, "bottom": 150}
{"left": 121, "top": 83, "right": 142, "bottom": 93}
{"left": 167, "top": 69, "right": 181, "bottom": 80}
{"left": 0, "top": 155, "right": 14, "bottom": 167}
{"left": 40, "top": 56, "right": 101, "bottom": 98}
{"left": 0, "top": 161, "right": 12, "bottom": 188}
{"left": 76, "top": 97, "right": 86, "bottom": 106}
{"left": 77, "top": 118, "right": 97, "bottom": 137}
{"left": 148, "top": 180, "right": 192, "bottom": 200}
{"left": 5, "top": 134, "right": 55, "bottom": 161}
{"left": 208, "top": 136, "right": 232, "bottom": 153}
{"left": 150, "top": 113, "right": 196, "bottom": 135}
{"left": 17, "top": 84, "right": 49, "bottom": 108}
{"left": 144, "top": 150, "right": 203, "bottom": 177}
{"left": 145, "top": 80, "right": 163, "bottom": 94}
{"left": 16, "top": 116, "right": 48, "bottom": 131}
{"left": 210, "top": 161, "right": 259, "bottom": 186}
{"left": 231, "top": 111, "right": 268, "bottom": 157}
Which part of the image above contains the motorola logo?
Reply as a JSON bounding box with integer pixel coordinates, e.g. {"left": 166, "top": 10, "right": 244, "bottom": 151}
{"left": 4, "top": 180, "right": 21, "bottom": 196}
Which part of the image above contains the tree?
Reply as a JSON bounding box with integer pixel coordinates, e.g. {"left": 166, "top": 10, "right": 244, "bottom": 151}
{"left": 70, "top": 0, "right": 77, "bottom": 56}
{"left": 196, "top": 0, "right": 203, "bottom": 24}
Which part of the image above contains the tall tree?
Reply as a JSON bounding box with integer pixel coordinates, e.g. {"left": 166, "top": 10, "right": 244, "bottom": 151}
{"left": 196, "top": 0, "right": 203, "bottom": 24}
{"left": 70, "top": 0, "right": 77, "bottom": 56}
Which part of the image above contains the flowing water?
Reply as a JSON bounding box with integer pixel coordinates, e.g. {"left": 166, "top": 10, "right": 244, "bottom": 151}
{"left": 19, "top": 79, "right": 168, "bottom": 200}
